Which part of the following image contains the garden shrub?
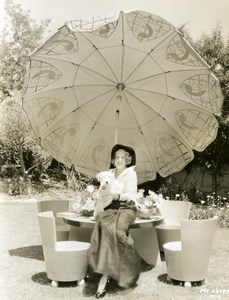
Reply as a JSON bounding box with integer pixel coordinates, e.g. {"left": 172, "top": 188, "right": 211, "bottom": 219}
{"left": 190, "top": 205, "right": 229, "bottom": 228}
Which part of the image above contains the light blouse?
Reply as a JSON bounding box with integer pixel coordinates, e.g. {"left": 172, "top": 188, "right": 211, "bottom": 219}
{"left": 110, "top": 166, "right": 138, "bottom": 203}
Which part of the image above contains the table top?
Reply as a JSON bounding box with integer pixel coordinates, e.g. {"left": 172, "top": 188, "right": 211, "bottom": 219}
{"left": 57, "top": 212, "right": 163, "bottom": 229}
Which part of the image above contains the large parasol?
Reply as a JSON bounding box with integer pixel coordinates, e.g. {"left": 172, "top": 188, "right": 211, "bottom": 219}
{"left": 22, "top": 10, "right": 224, "bottom": 184}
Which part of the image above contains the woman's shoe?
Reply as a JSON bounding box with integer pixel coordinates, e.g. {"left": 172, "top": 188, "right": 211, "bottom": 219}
{"left": 95, "top": 290, "right": 106, "bottom": 298}
{"left": 95, "top": 276, "right": 110, "bottom": 298}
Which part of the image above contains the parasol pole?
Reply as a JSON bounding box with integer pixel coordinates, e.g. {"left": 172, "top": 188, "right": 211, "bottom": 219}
{"left": 114, "top": 109, "right": 119, "bottom": 144}
{"left": 115, "top": 84, "right": 124, "bottom": 145}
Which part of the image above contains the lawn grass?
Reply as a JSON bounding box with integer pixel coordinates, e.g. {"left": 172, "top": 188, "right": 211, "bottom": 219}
{"left": 0, "top": 193, "right": 229, "bottom": 300}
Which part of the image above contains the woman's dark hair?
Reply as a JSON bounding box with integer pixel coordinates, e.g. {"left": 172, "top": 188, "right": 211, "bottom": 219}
{"left": 110, "top": 144, "right": 136, "bottom": 168}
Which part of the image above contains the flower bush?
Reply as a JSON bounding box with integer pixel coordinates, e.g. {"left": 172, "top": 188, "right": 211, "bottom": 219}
{"left": 190, "top": 204, "right": 229, "bottom": 228}
{"left": 136, "top": 189, "right": 165, "bottom": 219}
{"left": 72, "top": 185, "right": 97, "bottom": 216}
{"left": 71, "top": 185, "right": 165, "bottom": 219}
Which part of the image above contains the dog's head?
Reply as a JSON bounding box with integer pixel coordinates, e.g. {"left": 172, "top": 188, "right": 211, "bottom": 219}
{"left": 96, "top": 171, "right": 115, "bottom": 189}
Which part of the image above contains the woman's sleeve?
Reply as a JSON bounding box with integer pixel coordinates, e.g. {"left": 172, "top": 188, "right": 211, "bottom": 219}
{"left": 119, "top": 171, "right": 138, "bottom": 202}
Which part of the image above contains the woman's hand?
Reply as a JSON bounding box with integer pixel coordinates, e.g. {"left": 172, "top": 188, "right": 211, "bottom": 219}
{"left": 113, "top": 194, "right": 121, "bottom": 201}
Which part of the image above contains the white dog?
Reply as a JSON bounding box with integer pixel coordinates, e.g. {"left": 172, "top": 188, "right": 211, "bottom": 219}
{"left": 93, "top": 171, "right": 123, "bottom": 218}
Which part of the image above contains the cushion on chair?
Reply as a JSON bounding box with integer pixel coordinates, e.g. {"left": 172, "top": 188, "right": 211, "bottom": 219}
{"left": 163, "top": 241, "right": 182, "bottom": 251}
{"left": 55, "top": 241, "right": 90, "bottom": 252}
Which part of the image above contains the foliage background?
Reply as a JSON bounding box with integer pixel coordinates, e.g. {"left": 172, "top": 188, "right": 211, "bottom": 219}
{"left": 0, "top": 0, "right": 228, "bottom": 201}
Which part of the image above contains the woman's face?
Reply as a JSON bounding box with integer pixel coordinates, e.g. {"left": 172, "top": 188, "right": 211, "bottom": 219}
{"left": 114, "top": 149, "right": 127, "bottom": 170}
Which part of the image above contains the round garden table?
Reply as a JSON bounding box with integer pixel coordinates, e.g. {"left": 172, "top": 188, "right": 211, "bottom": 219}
{"left": 58, "top": 212, "right": 164, "bottom": 266}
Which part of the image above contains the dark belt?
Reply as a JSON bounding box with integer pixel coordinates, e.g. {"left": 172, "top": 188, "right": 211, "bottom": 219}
{"left": 104, "top": 200, "right": 136, "bottom": 210}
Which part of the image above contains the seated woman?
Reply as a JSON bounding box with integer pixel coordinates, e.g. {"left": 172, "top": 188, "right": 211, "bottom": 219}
{"left": 88, "top": 144, "right": 142, "bottom": 298}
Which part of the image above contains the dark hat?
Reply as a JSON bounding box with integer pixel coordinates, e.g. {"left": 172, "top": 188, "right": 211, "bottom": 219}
{"left": 110, "top": 144, "right": 136, "bottom": 168}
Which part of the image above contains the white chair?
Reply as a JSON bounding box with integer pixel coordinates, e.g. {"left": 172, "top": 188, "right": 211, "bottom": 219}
{"left": 163, "top": 216, "right": 218, "bottom": 286}
{"left": 37, "top": 200, "right": 70, "bottom": 241}
{"left": 156, "top": 201, "right": 192, "bottom": 253}
{"left": 38, "top": 211, "right": 90, "bottom": 287}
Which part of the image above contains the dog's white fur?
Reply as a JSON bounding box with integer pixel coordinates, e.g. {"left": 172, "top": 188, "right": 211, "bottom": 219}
{"left": 93, "top": 171, "right": 123, "bottom": 218}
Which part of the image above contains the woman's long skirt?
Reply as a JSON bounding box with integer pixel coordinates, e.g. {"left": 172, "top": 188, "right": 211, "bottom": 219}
{"left": 88, "top": 206, "right": 142, "bottom": 288}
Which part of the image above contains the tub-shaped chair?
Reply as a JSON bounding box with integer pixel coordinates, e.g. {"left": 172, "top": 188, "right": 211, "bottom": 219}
{"left": 163, "top": 216, "right": 218, "bottom": 286}
{"left": 38, "top": 211, "right": 90, "bottom": 287}
{"left": 156, "top": 201, "right": 192, "bottom": 254}
{"left": 37, "top": 200, "right": 70, "bottom": 241}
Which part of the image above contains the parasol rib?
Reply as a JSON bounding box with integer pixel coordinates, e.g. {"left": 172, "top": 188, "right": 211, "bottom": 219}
{"left": 79, "top": 32, "right": 120, "bottom": 82}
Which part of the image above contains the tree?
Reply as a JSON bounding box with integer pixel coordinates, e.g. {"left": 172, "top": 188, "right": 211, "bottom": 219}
{"left": 194, "top": 24, "right": 229, "bottom": 116}
{"left": 0, "top": 0, "right": 52, "bottom": 191}
{"left": 180, "top": 23, "right": 229, "bottom": 117}
{"left": 0, "top": 0, "right": 50, "bottom": 101}
{"left": 185, "top": 25, "right": 229, "bottom": 196}
{"left": 0, "top": 94, "right": 52, "bottom": 178}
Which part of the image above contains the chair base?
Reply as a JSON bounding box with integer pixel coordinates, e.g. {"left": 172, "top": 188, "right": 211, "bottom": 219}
{"left": 165, "top": 275, "right": 207, "bottom": 287}
{"left": 77, "top": 279, "right": 85, "bottom": 286}
{"left": 50, "top": 278, "right": 86, "bottom": 287}
{"left": 51, "top": 280, "right": 59, "bottom": 287}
